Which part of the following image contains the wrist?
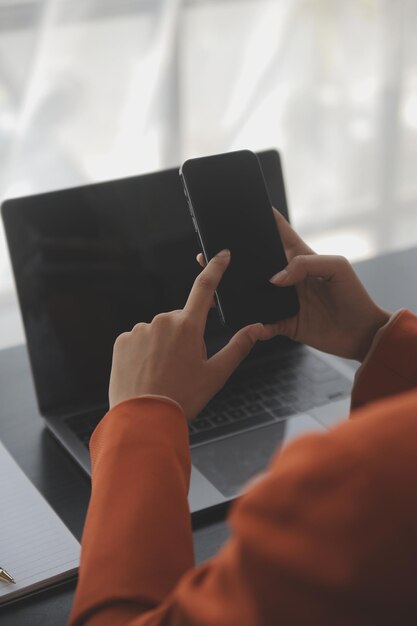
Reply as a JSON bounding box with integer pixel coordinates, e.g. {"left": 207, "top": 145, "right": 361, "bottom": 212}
{"left": 109, "top": 392, "right": 184, "bottom": 415}
{"left": 355, "top": 307, "right": 391, "bottom": 362}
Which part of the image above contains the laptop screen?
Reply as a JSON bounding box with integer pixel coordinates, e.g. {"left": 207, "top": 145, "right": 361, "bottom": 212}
{"left": 2, "top": 150, "right": 291, "bottom": 416}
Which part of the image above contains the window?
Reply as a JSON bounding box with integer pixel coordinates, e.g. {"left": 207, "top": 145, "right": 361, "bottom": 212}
{"left": 1, "top": 0, "right": 416, "bottom": 346}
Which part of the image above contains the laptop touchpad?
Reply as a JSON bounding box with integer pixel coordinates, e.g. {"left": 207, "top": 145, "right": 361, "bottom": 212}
{"left": 191, "top": 414, "right": 324, "bottom": 499}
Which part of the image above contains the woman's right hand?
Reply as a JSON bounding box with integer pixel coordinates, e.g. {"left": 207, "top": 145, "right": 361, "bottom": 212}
{"left": 198, "top": 209, "right": 391, "bottom": 362}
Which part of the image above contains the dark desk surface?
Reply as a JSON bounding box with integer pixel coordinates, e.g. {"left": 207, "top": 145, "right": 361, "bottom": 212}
{"left": 1, "top": 245, "right": 417, "bottom": 625}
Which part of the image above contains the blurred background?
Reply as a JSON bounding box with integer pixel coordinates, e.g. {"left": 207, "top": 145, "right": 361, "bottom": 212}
{"left": 1, "top": 0, "right": 417, "bottom": 348}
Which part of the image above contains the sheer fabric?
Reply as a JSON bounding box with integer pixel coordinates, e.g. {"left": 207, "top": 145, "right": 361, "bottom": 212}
{"left": 0, "top": 0, "right": 416, "bottom": 306}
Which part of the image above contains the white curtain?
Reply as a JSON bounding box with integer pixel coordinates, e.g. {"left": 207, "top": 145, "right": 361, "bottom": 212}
{"left": 1, "top": 0, "right": 417, "bottom": 317}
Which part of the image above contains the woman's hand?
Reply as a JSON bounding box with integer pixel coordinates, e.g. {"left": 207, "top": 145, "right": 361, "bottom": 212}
{"left": 266, "top": 210, "right": 391, "bottom": 360}
{"left": 197, "top": 210, "right": 390, "bottom": 362}
{"left": 109, "top": 250, "right": 264, "bottom": 419}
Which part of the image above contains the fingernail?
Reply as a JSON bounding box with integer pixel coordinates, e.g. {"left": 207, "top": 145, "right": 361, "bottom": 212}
{"left": 216, "top": 249, "right": 231, "bottom": 258}
{"left": 248, "top": 323, "right": 264, "bottom": 342}
{"left": 269, "top": 269, "right": 288, "bottom": 285}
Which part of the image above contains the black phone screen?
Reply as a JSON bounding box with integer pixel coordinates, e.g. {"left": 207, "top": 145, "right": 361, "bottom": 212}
{"left": 180, "top": 150, "right": 299, "bottom": 330}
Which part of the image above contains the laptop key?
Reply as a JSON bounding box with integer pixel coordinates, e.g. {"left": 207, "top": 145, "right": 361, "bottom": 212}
{"left": 209, "top": 401, "right": 228, "bottom": 413}
{"left": 190, "top": 411, "right": 275, "bottom": 446}
{"left": 262, "top": 397, "right": 284, "bottom": 410}
{"left": 270, "top": 405, "right": 296, "bottom": 419}
{"left": 193, "top": 418, "right": 213, "bottom": 431}
{"left": 227, "top": 408, "right": 248, "bottom": 421}
{"left": 210, "top": 413, "right": 232, "bottom": 426}
{"left": 246, "top": 402, "right": 264, "bottom": 414}
{"left": 314, "top": 381, "right": 351, "bottom": 403}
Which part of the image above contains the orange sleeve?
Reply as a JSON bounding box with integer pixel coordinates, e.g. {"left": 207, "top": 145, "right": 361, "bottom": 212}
{"left": 68, "top": 310, "right": 417, "bottom": 626}
{"left": 69, "top": 391, "right": 417, "bottom": 626}
{"left": 68, "top": 397, "right": 194, "bottom": 625}
{"left": 351, "top": 309, "right": 417, "bottom": 408}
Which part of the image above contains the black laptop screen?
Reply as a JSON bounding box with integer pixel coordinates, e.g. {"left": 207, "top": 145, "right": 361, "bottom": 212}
{"left": 1, "top": 150, "right": 290, "bottom": 415}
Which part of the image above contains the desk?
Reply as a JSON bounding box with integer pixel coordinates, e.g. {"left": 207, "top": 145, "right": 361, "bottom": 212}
{"left": 1, "top": 246, "right": 417, "bottom": 625}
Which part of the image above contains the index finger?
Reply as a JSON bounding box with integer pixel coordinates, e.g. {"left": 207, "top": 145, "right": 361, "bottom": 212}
{"left": 272, "top": 207, "right": 314, "bottom": 259}
{"left": 183, "top": 249, "right": 230, "bottom": 326}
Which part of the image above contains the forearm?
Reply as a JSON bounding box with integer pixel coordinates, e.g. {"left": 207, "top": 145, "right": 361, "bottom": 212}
{"left": 68, "top": 397, "right": 194, "bottom": 626}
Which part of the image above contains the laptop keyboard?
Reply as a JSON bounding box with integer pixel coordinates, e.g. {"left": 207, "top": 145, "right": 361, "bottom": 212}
{"left": 65, "top": 349, "right": 352, "bottom": 449}
{"left": 188, "top": 350, "right": 351, "bottom": 445}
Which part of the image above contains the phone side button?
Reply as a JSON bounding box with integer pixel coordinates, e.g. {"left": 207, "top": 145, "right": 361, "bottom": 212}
{"left": 192, "top": 216, "right": 198, "bottom": 232}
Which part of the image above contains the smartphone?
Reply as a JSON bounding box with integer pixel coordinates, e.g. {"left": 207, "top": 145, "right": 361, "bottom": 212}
{"left": 179, "top": 149, "right": 299, "bottom": 330}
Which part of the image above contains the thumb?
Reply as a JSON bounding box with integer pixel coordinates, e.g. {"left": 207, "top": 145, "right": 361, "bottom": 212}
{"left": 208, "top": 323, "right": 264, "bottom": 382}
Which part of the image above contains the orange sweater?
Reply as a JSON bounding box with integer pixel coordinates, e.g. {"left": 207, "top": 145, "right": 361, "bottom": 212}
{"left": 68, "top": 310, "right": 417, "bottom": 626}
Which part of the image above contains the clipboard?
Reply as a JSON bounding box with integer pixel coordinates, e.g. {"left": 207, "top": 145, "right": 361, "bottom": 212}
{"left": 0, "top": 441, "right": 80, "bottom": 605}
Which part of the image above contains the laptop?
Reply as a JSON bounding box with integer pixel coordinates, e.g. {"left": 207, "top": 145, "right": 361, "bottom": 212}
{"left": 1, "top": 150, "right": 354, "bottom": 514}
